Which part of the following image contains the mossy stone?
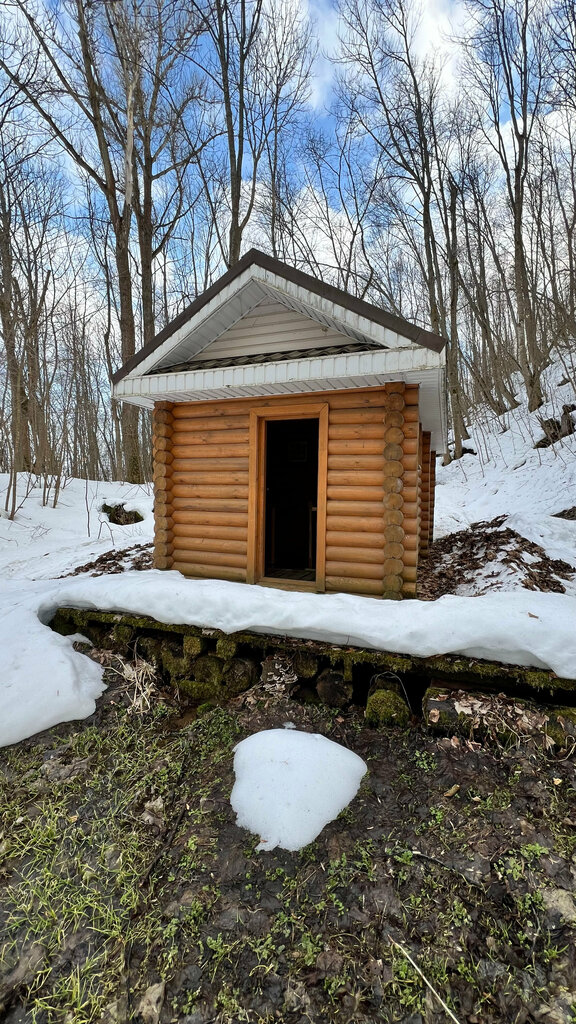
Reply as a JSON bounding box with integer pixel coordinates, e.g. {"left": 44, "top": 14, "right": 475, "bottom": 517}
{"left": 216, "top": 636, "right": 238, "bottom": 659}
{"left": 183, "top": 635, "right": 206, "bottom": 658}
{"left": 292, "top": 650, "right": 319, "bottom": 680}
{"left": 365, "top": 689, "right": 410, "bottom": 728}
{"left": 544, "top": 707, "right": 576, "bottom": 748}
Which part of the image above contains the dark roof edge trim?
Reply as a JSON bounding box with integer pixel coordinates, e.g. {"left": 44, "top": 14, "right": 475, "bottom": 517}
{"left": 112, "top": 248, "right": 446, "bottom": 385}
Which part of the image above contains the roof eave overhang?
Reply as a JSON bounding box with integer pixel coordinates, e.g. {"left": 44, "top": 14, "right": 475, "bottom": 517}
{"left": 114, "top": 345, "right": 448, "bottom": 451}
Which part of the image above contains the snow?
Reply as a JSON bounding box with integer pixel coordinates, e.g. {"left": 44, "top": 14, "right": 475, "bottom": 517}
{"left": 230, "top": 728, "right": 367, "bottom": 851}
{"left": 2, "top": 573, "right": 576, "bottom": 748}
{"left": 0, "top": 362, "right": 575, "bottom": 748}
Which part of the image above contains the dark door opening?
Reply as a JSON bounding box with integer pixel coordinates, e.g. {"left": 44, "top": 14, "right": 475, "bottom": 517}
{"left": 264, "top": 418, "right": 319, "bottom": 580}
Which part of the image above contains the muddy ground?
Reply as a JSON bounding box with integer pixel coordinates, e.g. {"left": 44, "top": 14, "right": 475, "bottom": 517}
{"left": 2, "top": 653, "right": 576, "bottom": 1024}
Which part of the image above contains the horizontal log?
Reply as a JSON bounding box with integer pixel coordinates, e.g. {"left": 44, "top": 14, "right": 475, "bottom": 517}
{"left": 403, "top": 406, "right": 420, "bottom": 423}
{"left": 325, "top": 576, "right": 383, "bottom": 596}
{"left": 401, "top": 439, "right": 419, "bottom": 456}
{"left": 401, "top": 455, "right": 419, "bottom": 473}
{"left": 403, "top": 534, "right": 419, "bottom": 551}
{"left": 383, "top": 476, "right": 403, "bottom": 495}
{"left": 328, "top": 424, "right": 386, "bottom": 441}
{"left": 172, "top": 562, "right": 246, "bottom": 583}
{"left": 382, "top": 460, "right": 404, "bottom": 478}
{"left": 382, "top": 574, "right": 403, "bottom": 592}
{"left": 383, "top": 541, "right": 404, "bottom": 560}
{"left": 154, "top": 501, "right": 172, "bottom": 518}
{"left": 154, "top": 541, "right": 173, "bottom": 559}
{"left": 326, "top": 486, "right": 384, "bottom": 503}
{"left": 154, "top": 512, "right": 173, "bottom": 527}
{"left": 326, "top": 470, "right": 384, "bottom": 487}
{"left": 326, "top": 546, "right": 386, "bottom": 565}
{"left": 382, "top": 394, "right": 405, "bottom": 413}
{"left": 153, "top": 464, "right": 172, "bottom": 482}
{"left": 171, "top": 428, "right": 248, "bottom": 447}
{"left": 329, "top": 439, "right": 385, "bottom": 455}
{"left": 403, "top": 421, "right": 420, "bottom": 439}
{"left": 172, "top": 510, "right": 248, "bottom": 527}
{"left": 170, "top": 473, "right": 249, "bottom": 490}
{"left": 155, "top": 529, "right": 174, "bottom": 544}
{"left": 326, "top": 530, "right": 385, "bottom": 549}
{"left": 382, "top": 557, "right": 404, "bottom": 576}
{"left": 402, "top": 564, "right": 418, "bottom": 580}
{"left": 326, "top": 560, "right": 385, "bottom": 580}
{"left": 385, "top": 411, "right": 405, "bottom": 429}
{"left": 384, "top": 443, "right": 404, "bottom": 461}
{"left": 153, "top": 435, "right": 171, "bottom": 451}
{"left": 170, "top": 482, "right": 248, "bottom": 500}
{"left": 385, "top": 381, "right": 405, "bottom": 394}
{"left": 402, "top": 583, "right": 417, "bottom": 597}
{"left": 171, "top": 536, "right": 247, "bottom": 555}
{"left": 326, "top": 500, "right": 385, "bottom": 517}
{"left": 385, "top": 427, "right": 404, "bottom": 444}
{"left": 402, "top": 519, "right": 419, "bottom": 537}
{"left": 326, "top": 515, "right": 384, "bottom": 534}
{"left": 328, "top": 455, "right": 386, "bottom": 471}
{"left": 170, "top": 414, "right": 249, "bottom": 432}
{"left": 173, "top": 523, "right": 247, "bottom": 541}
{"left": 171, "top": 443, "right": 250, "bottom": 459}
{"left": 383, "top": 493, "right": 404, "bottom": 511}
{"left": 385, "top": 525, "right": 405, "bottom": 544}
{"left": 402, "top": 549, "right": 419, "bottom": 567}
{"left": 168, "top": 457, "right": 249, "bottom": 472}
{"left": 154, "top": 554, "right": 172, "bottom": 570}
{"left": 328, "top": 391, "right": 389, "bottom": 409}
{"left": 171, "top": 548, "right": 247, "bottom": 569}
{"left": 402, "top": 487, "right": 418, "bottom": 503}
{"left": 152, "top": 410, "right": 173, "bottom": 427}
{"left": 171, "top": 495, "right": 249, "bottom": 512}
{"left": 383, "top": 509, "right": 403, "bottom": 527}
{"left": 330, "top": 409, "right": 387, "bottom": 425}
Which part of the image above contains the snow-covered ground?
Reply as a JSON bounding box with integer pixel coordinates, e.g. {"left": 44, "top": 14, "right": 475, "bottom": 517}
{"left": 1, "top": 365, "right": 575, "bottom": 748}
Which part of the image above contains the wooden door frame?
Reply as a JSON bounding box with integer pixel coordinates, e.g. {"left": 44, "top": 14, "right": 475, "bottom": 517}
{"left": 247, "top": 402, "right": 328, "bottom": 590}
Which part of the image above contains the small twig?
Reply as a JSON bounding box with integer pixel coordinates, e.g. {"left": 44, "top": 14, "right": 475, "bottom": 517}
{"left": 390, "top": 938, "right": 463, "bottom": 1024}
{"left": 139, "top": 803, "right": 188, "bottom": 888}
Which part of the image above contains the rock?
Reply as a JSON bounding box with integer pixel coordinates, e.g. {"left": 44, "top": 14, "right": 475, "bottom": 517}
{"left": 221, "top": 657, "right": 257, "bottom": 696}
{"left": 316, "top": 668, "right": 352, "bottom": 708}
{"left": 541, "top": 887, "right": 576, "bottom": 925}
{"left": 365, "top": 689, "right": 410, "bottom": 728}
{"left": 215, "top": 635, "right": 238, "bottom": 659}
{"left": 183, "top": 635, "right": 206, "bottom": 658}
{"left": 178, "top": 655, "right": 224, "bottom": 701}
{"left": 292, "top": 649, "right": 319, "bottom": 679}
{"left": 135, "top": 981, "right": 165, "bottom": 1024}
{"left": 141, "top": 796, "right": 164, "bottom": 830}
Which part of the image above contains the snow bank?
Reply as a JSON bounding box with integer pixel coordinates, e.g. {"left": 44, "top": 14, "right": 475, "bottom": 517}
{"left": 231, "top": 728, "right": 367, "bottom": 851}
{"left": 2, "top": 571, "right": 576, "bottom": 747}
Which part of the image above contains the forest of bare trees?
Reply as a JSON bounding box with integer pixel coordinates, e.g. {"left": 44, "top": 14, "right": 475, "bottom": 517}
{"left": 0, "top": 0, "right": 574, "bottom": 499}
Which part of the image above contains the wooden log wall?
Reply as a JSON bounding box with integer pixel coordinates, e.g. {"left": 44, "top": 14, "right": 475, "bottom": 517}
{"left": 169, "top": 402, "right": 251, "bottom": 581}
{"left": 152, "top": 403, "right": 175, "bottom": 569}
{"left": 420, "top": 431, "right": 432, "bottom": 558}
{"left": 429, "top": 449, "right": 437, "bottom": 545}
{"left": 152, "top": 384, "right": 424, "bottom": 598}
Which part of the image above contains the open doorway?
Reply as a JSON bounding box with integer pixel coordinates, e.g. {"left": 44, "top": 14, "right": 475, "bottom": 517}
{"left": 264, "top": 418, "right": 319, "bottom": 580}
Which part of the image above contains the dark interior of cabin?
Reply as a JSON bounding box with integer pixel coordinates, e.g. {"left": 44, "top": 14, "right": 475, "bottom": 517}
{"left": 264, "top": 418, "right": 319, "bottom": 580}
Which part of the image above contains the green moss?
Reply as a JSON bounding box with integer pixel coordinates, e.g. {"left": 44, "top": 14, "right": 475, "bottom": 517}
{"left": 365, "top": 689, "right": 410, "bottom": 729}
{"left": 183, "top": 636, "right": 206, "bottom": 658}
{"left": 544, "top": 706, "right": 576, "bottom": 747}
{"left": 215, "top": 636, "right": 238, "bottom": 659}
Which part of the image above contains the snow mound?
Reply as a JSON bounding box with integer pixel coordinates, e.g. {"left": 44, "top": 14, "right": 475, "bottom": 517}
{"left": 231, "top": 728, "right": 367, "bottom": 851}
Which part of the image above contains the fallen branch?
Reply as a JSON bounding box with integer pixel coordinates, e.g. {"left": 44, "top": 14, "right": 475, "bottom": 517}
{"left": 390, "top": 938, "right": 463, "bottom": 1024}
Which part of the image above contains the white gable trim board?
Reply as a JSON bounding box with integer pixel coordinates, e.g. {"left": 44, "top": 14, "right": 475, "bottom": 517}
{"left": 132, "top": 269, "right": 422, "bottom": 378}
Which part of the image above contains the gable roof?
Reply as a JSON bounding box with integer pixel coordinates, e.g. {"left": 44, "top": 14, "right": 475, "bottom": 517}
{"left": 112, "top": 248, "right": 446, "bottom": 385}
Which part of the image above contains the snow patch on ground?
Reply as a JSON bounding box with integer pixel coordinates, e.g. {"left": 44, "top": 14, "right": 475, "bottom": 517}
{"left": 231, "top": 729, "right": 367, "bottom": 851}
{"left": 0, "top": 475, "right": 153, "bottom": 580}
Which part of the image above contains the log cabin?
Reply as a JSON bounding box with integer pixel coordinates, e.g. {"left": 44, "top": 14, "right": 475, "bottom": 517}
{"left": 113, "top": 250, "right": 448, "bottom": 598}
